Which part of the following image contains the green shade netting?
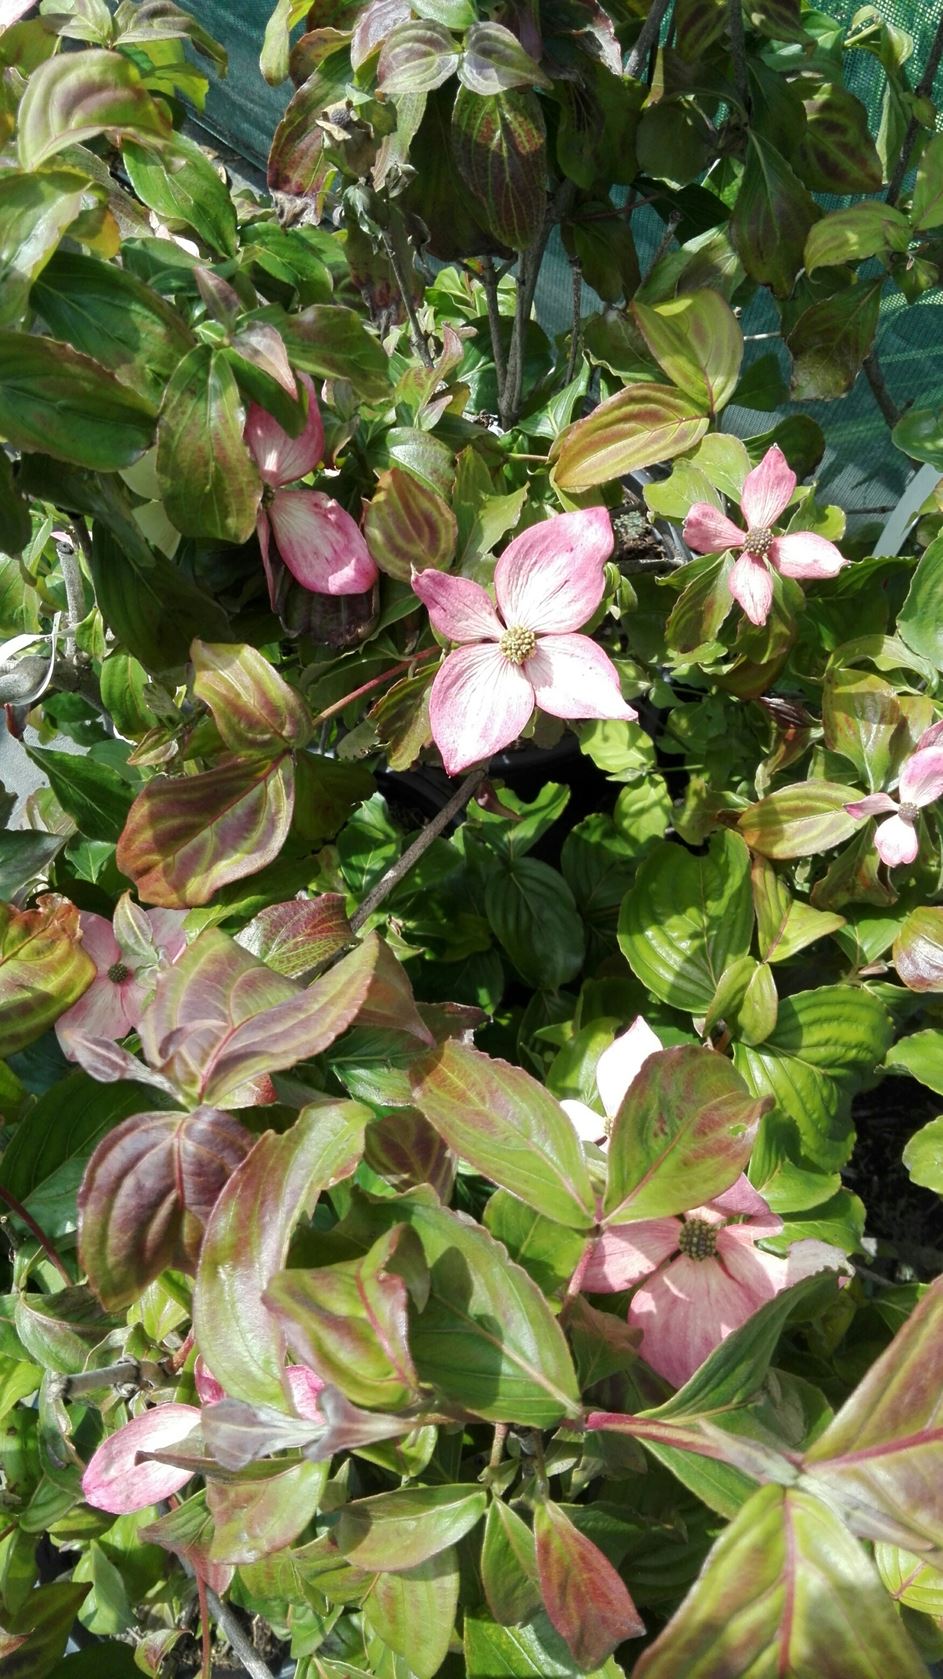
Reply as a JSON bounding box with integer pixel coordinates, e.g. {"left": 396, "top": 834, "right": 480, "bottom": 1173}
{"left": 188, "top": 0, "right": 943, "bottom": 521}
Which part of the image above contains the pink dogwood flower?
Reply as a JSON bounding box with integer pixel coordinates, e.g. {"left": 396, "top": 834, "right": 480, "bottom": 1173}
{"left": 845, "top": 724, "right": 943, "bottom": 867}
{"left": 562, "top": 1017, "right": 662, "bottom": 1148}
{"left": 411, "top": 508, "right": 636, "bottom": 775}
{"left": 56, "top": 895, "right": 187, "bottom": 1061}
{"left": 580, "top": 1175, "right": 849, "bottom": 1389}
{"left": 683, "top": 444, "right": 847, "bottom": 628}
{"left": 244, "top": 373, "right": 377, "bottom": 602}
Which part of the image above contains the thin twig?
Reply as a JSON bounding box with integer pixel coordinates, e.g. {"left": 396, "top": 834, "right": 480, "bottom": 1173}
{"left": 60, "top": 531, "right": 88, "bottom": 660}
{"left": 196, "top": 1570, "right": 212, "bottom": 1679}
{"left": 309, "top": 646, "right": 438, "bottom": 729}
{"left": 205, "top": 1586, "right": 278, "bottom": 1679}
{"left": 565, "top": 260, "right": 583, "bottom": 385}
{"left": 0, "top": 1184, "right": 72, "bottom": 1285}
{"left": 863, "top": 350, "right": 902, "bottom": 428}
{"left": 350, "top": 767, "right": 485, "bottom": 932}
{"left": 887, "top": 9, "right": 943, "bottom": 205}
{"left": 625, "top": 0, "right": 673, "bottom": 80}
{"left": 381, "top": 226, "right": 434, "bottom": 370}
{"left": 644, "top": 209, "right": 681, "bottom": 280}
{"left": 481, "top": 256, "right": 508, "bottom": 404}
{"left": 502, "top": 180, "right": 576, "bottom": 428}
{"left": 727, "top": 0, "right": 750, "bottom": 114}
{"left": 54, "top": 1359, "right": 162, "bottom": 1398}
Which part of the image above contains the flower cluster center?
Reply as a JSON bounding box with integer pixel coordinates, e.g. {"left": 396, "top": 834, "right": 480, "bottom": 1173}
{"left": 745, "top": 526, "right": 773, "bottom": 558}
{"left": 107, "top": 961, "right": 131, "bottom": 985}
{"left": 677, "top": 1218, "right": 718, "bottom": 1261}
{"left": 899, "top": 802, "right": 919, "bottom": 822}
{"left": 499, "top": 624, "right": 537, "bottom": 666}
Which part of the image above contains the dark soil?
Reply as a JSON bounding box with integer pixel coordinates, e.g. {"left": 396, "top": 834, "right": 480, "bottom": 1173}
{"left": 848, "top": 1075, "right": 943, "bottom": 1269}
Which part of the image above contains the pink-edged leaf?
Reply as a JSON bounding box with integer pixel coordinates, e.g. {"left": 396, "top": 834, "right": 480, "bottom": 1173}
{"left": 16, "top": 48, "right": 170, "bottom": 170}
{"left": 191, "top": 639, "right": 310, "bottom": 751}
{"left": 64, "top": 1032, "right": 181, "bottom": 1096}
{"left": 802, "top": 1277, "right": 943, "bottom": 1558}
{"left": 633, "top": 1484, "right": 927, "bottom": 1678}
{"left": 235, "top": 893, "right": 352, "bottom": 978}
{"left": 81, "top": 1404, "right": 201, "bottom": 1514}
{"left": 451, "top": 85, "right": 547, "bottom": 250}
{"left": 0, "top": 894, "right": 94, "bottom": 1058}
{"left": 78, "top": 1106, "right": 254, "bottom": 1309}
{"left": 139, "top": 928, "right": 381, "bottom": 1105}
{"left": 550, "top": 383, "right": 709, "bottom": 492}
{"left": 894, "top": 906, "right": 943, "bottom": 992}
{"left": 263, "top": 1224, "right": 421, "bottom": 1409}
{"left": 139, "top": 1491, "right": 233, "bottom": 1595}
{"left": 603, "top": 1047, "right": 769, "bottom": 1224}
{"left": 363, "top": 465, "right": 457, "bottom": 580}
{"left": 206, "top": 1458, "right": 327, "bottom": 1565}
{"left": 193, "top": 1099, "right": 370, "bottom": 1405}
{"left": 410, "top": 1039, "right": 596, "bottom": 1228}
{"left": 116, "top": 753, "right": 295, "bottom": 908}
{"left": 534, "top": 1498, "right": 645, "bottom": 1667}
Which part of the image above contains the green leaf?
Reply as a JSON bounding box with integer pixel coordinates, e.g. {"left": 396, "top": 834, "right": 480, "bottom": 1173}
{"left": 604, "top": 1046, "right": 767, "bottom": 1223}
{"left": 894, "top": 905, "right": 943, "bottom": 991}
{"left": 31, "top": 249, "right": 194, "bottom": 402}
{"left": 886, "top": 1029, "right": 943, "bottom": 1095}
{"left": 735, "top": 985, "right": 892, "bottom": 1169}
{"left": 786, "top": 277, "right": 883, "bottom": 402}
{"left": 364, "top": 465, "right": 457, "bottom": 580}
{"left": 451, "top": 86, "right": 547, "bottom": 250}
{"left": 0, "top": 330, "right": 155, "bottom": 469}
{"left": 804, "top": 200, "right": 909, "bottom": 273}
{"left": 378, "top": 21, "right": 460, "bottom": 94}
{"left": 192, "top": 640, "right": 310, "bottom": 752}
{"left": 737, "top": 779, "right": 862, "bottom": 860}
{"left": 632, "top": 1485, "right": 927, "bottom": 1679}
{"left": 16, "top": 48, "right": 169, "bottom": 170}
{"left": 892, "top": 404, "right": 943, "bottom": 470}
{"left": 193, "top": 1100, "right": 369, "bottom": 1405}
{"left": 797, "top": 84, "right": 883, "bottom": 193}
{"left": 410, "top": 1039, "right": 596, "bottom": 1229}
{"left": 362, "top": 1550, "right": 459, "bottom": 1679}
{"left": 386, "top": 1196, "right": 581, "bottom": 1426}
{"left": 460, "top": 23, "right": 550, "bottom": 95}
{"left": 751, "top": 857, "right": 844, "bottom": 964}
{"left": 912, "top": 131, "right": 943, "bottom": 232}
{"left": 730, "top": 134, "right": 820, "bottom": 297}
{"left": 480, "top": 1498, "right": 541, "bottom": 1626}
{"left": 618, "top": 832, "right": 753, "bottom": 1013}
{"left": 207, "top": 1459, "right": 329, "bottom": 1566}
{"left": 0, "top": 168, "right": 90, "bottom": 328}
{"left": 88, "top": 521, "right": 230, "bottom": 674}
{"left": 0, "top": 831, "right": 66, "bottom": 899}
{"left": 0, "top": 895, "right": 94, "bottom": 1058}
{"left": 551, "top": 383, "right": 709, "bottom": 492}
{"left": 26, "top": 747, "right": 134, "bottom": 842}
{"left": 631, "top": 290, "right": 743, "bottom": 416}
{"left": 123, "top": 133, "right": 237, "bottom": 256}
{"left": 465, "top": 1613, "right": 626, "bottom": 1678}
{"left": 264, "top": 1225, "right": 421, "bottom": 1409}
{"left": 277, "top": 304, "right": 391, "bottom": 403}
{"left": 0, "top": 1069, "right": 154, "bottom": 1240}
{"left": 0, "top": 1582, "right": 91, "bottom": 1679}
{"left": 336, "top": 1484, "right": 488, "bottom": 1572}
{"left": 485, "top": 856, "right": 585, "bottom": 990}
{"left": 898, "top": 534, "right": 943, "bottom": 671}
{"left": 483, "top": 1191, "right": 587, "bottom": 1298}
{"left": 156, "top": 345, "right": 261, "bottom": 543}
{"left": 821, "top": 669, "right": 904, "bottom": 790}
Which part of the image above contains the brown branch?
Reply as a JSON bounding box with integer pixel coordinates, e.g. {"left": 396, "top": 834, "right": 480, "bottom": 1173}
{"left": 727, "top": 0, "right": 750, "bottom": 114}
{"left": 381, "top": 225, "right": 434, "bottom": 370}
{"left": 887, "top": 9, "right": 943, "bottom": 205}
{"left": 863, "top": 350, "right": 902, "bottom": 428}
{"left": 481, "top": 255, "right": 509, "bottom": 407}
{"left": 350, "top": 767, "right": 485, "bottom": 932}
{"left": 0, "top": 1184, "right": 72, "bottom": 1285}
{"left": 565, "top": 260, "right": 583, "bottom": 386}
{"left": 625, "top": 0, "right": 674, "bottom": 81}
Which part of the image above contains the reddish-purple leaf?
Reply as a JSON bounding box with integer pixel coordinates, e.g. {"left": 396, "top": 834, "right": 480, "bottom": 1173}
{"left": 193, "top": 1099, "right": 370, "bottom": 1406}
{"left": 0, "top": 894, "right": 94, "bottom": 1058}
{"left": 78, "top": 1106, "right": 254, "bottom": 1309}
{"left": 534, "top": 1498, "right": 645, "bottom": 1668}
{"left": 377, "top": 20, "right": 460, "bottom": 93}
{"left": 358, "top": 938, "right": 435, "bottom": 1043}
{"left": 81, "top": 1404, "right": 201, "bottom": 1514}
{"left": 451, "top": 86, "right": 547, "bottom": 250}
{"left": 116, "top": 753, "right": 295, "bottom": 908}
{"left": 730, "top": 133, "right": 820, "bottom": 298}
{"left": 235, "top": 893, "right": 352, "bottom": 978}
{"left": 139, "top": 1491, "right": 233, "bottom": 1596}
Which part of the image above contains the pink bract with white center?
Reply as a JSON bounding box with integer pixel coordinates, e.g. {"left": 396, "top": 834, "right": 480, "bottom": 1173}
{"left": 244, "top": 373, "right": 377, "bottom": 601}
{"left": 580, "top": 1175, "right": 849, "bottom": 1388}
{"left": 411, "top": 508, "right": 637, "bottom": 776}
{"left": 81, "top": 1403, "right": 200, "bottom": 1515}
{"left": 561, "top": 1016, "right": 662, "bottom": 1148}
{"left": 683, "top": 444, "right": 847, "bottom": 628}
{"left": 55, "top": 905, "right": 187, "bottom": 1061}
{"left": 845, "top": 728, "right": 943, "bottom": 868}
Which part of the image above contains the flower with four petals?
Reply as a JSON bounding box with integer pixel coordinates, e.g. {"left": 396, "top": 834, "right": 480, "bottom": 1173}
{"left": 845, "top": 721, "right": 943, "bottom": 867}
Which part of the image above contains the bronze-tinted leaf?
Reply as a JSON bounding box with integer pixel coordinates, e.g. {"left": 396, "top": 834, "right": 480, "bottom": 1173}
{"left": 737, "top": 779, "right": 862, "bottom": 860}
{"left": 798, "top": 84, "right": 883, "bottom": 193}
{"left": 786, "top": 278, "right": 883, "bottom": 402}
{"left": 191, "top": 640, "right": 310, "bottom": 752}
{"left": 16, "top": 48, "right": 170, "bottom": 170}
{"left": 364, "top": 465, "right": 457, "bottom": 579}
{"left": 156, "top": 345, "right": 261, "bottom": 543}
{"left": 534, "top": 1499, "right": 644, "bottom": 1669}
{"left": 730, "top": 134, "right": 820, "bottom": 298}
{"left": 551, "top": 383, "right": 709, "bottom": 491}
{"left": 378, "top": 20, "right": 460, "bottom": 93}
{"left": 78, "top": 1106, "right": 254, "bottom": 1309}
{"left": 335, "top": 1483, "right": 488, "bottom": 1572}
{"left": 0, "top": 894, "right": 94, "bottom": 1058}
{"left": 632, "top": 290, "right": 742, "bottom": 416}
{"left": 451, "top": 85, "right": 547, "bottom": 250}
{"left": 235, "top": 894, "right": 352, "bottom": 979}
{"left": 0, "top": 330, "right": 156, "bottom": 470}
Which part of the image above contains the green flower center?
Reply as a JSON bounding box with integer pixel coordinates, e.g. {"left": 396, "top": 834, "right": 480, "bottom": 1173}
{"left": 107, "top": 962, "right": 131, "bottom": 985}
{"left": 744, "top": 526, "right": 773, "bottom": 558}
{"left": 499, "top": 625, "right": 537, "bottom": 666}
{"left": 899, "top": 802, "right": 918, "bottom": 822}
{"left": 677, "top": 1218, "right": 718, "bottom": 1261}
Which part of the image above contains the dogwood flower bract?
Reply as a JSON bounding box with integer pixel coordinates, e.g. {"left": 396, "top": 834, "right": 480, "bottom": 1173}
{"left": 244, "top": 372, "right": 377, "bottom": 601}
{"left": 412, "top": 508, "right": 636, "bottom": 775}
{"left": 845, "top": 724, "right": 943, "bottom": 867}
{"left": 683, "top": 444, "right": 847, "bottom": 628}
{"left": 562, "top": 1016, "right": 662, "bottom": 1148}
{"left": 580, "top": 1175, "right": 849, "bottom": 1388}
{"left": 55, "top": 897, "right": 187, "bottom": 1060}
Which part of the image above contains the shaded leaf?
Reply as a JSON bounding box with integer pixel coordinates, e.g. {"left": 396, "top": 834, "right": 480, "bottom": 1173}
{"left": 730, "top": 134, "right": 819, "bottom": 297}
{"left": 362, "top": 1550, "right": 459, "bottom": 1679}
{"left": 31, "top": 249, "right": 194, "bottom": 401}
{"left": 0, "top": 330, "right": 155, "bottom": 470}
{"left": 452, "top": 86, "right": 547, "bottom": 250}
{"left": 787, "top": 279, "right": 883, "bottom": 402}
{"left": 0, "top": 168, "right": 90, "bottom": 329}
{"left": 26, "top": 747, "right": 133, "bottom": 842}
